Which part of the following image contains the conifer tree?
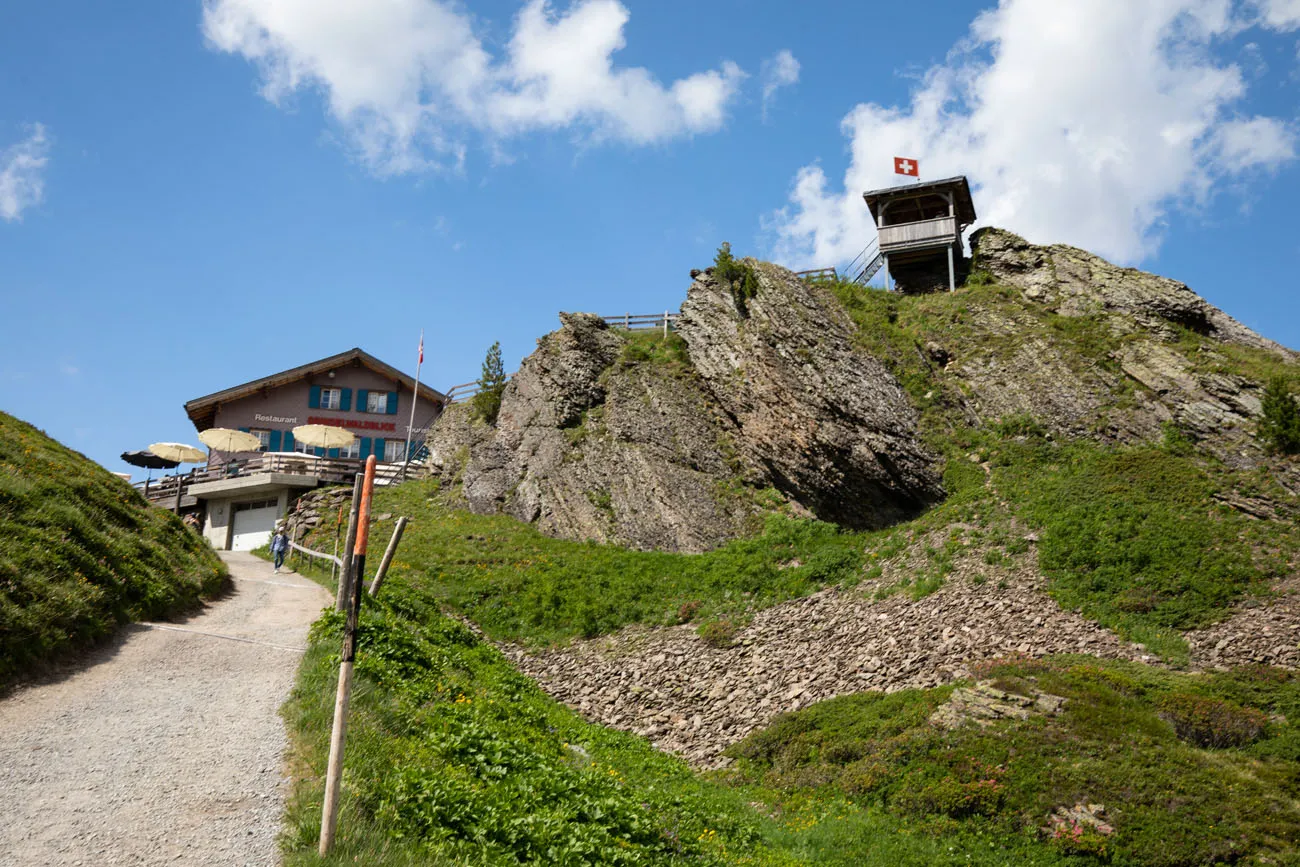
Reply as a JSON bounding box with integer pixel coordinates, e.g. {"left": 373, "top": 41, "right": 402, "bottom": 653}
{"left": 472, "top": 341, "right": 507, "bottom": 425}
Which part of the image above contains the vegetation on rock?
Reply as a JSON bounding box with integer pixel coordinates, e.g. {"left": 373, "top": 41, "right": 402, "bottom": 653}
{"left": 1258, "top": 375, "right": 1300, "bottom": 454}
{"left": 712, "top": 242, "right": 759, "bottom": 307}
{"left": 472, "top": 340, "right": 508, "bottom": 426}
{"left": 0, "top": 411, "right": 227, "bottom": 688}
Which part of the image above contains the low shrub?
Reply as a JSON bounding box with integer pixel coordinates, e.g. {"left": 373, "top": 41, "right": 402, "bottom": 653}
{"left": 1157, "top": 693, "right": 1269, "bottom": 748}
{"left": 697, "top": 618, "right": 740, "bottom": 648}
{"left": 893, "top": 774, "right": 1005, "bottom": 819}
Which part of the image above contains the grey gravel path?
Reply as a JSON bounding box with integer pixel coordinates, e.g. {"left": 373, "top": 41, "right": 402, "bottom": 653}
{"left": 0, "top": 552, "right": 330, "bottom": 866}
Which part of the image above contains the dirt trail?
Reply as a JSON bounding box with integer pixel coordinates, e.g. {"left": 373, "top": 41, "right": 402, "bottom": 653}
{"left": 0, "top": 552, "right": 329, "bottom": 867}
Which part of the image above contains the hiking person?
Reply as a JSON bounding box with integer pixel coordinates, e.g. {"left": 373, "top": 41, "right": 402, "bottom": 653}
{"left": 271, "top": 526, "right": 289, "bottom": 573}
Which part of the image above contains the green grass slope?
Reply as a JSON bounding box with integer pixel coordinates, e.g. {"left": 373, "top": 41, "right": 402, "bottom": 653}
{"left": 722, "top": 656, "right": 1300, "bottom": 866}
{"left": 285, "top": 553, "right": 1300, "bottom": 865}
{"left": 0, "top": 411, "right": 228, "bottom": 688}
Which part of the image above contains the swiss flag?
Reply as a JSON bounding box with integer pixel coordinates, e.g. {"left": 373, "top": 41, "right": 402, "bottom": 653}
{"left": 894, "top": 156, "right": 919, "bottom": 177}
{"left": 418, "top": 331, "right": 424, "bottom": 365}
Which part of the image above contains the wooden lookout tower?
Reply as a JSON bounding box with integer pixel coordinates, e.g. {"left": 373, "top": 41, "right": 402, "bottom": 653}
{"left": 863, "top": 175, "right": 977, "bottom": 293}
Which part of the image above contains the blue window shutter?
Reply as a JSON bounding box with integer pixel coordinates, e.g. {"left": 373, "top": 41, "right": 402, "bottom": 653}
{"left": 283, "top": 431, "right": 295, "bottom": 451}
{"left": 328, "top": 448, "right": 340, "bottom": 459}
{"left": 373, "top": 438, "right": 384, "bottom": 461}
{"left": 357, "top": 389, "right": 369, "bottom": 413}
{"left": 315, "top": 447, "right": 324, "bottom": 457}
{"left": 308, "top": 386, "right": 321, "bottom": 409}
{"left": 269, "top": 430, "right": 282, "bottom": 451}
{"left": 387, "top": 391, "right": 399, "bottom": 414}
{"left": 359, "top": 437, "right": 371, "bottom": 460}
{"left": 340, "top": 388, "right": 352, "bottom": 412}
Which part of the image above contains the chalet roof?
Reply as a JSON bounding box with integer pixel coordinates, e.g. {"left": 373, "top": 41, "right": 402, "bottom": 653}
{"left": 183, "top": 347, "right": 447, "bottom": 432}
{"left": 862, "top": 175, "right": 977, "bottom": 227}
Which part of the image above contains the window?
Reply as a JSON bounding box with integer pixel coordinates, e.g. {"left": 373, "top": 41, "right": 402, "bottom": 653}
{"left": 384, "top": 439, "right": 407, "bottom": 462}
{"left": 233, "top": 498, "right": 278, "bottom": 512}
{"left": 319, "top": 387, "right": 341, "bottom": 410}
{"left": 367, "top": 391, "right": 389, "bottom": 413}
{"left": 249, "top": 429, "right": 271, "bottom": 452}
{"left": 339, "top": 441, "right": 360, "bottom": 459}
{"left": 295, "top": 440, "right": 316, "bottom": 455}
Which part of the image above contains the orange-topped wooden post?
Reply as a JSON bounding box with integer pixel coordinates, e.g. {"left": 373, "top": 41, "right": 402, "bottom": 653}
{"left": 319, "top": 455, "right": 377, "bottom": 856}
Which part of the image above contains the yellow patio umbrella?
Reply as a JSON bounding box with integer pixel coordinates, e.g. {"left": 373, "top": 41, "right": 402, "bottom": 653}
{"left": 292, "top": 424, "right": 356, "bottom": 473}
{"left": 148, "top": 442, "right": 207, "bottom": 464}
{"left": 198, "top": 427, "right": 263, "bottom": 454}
{"left": 148, "top": 442, "right": 207, "bottom": 514}
{"left": 292, "top": 424, "right": 355, "bottom": 457}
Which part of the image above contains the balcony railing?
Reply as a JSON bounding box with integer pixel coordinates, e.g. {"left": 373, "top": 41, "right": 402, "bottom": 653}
{"left": 135, "top": 452, "right": 420, "bottom": 505}
{"left": 877, "top": 215, "right": 958, "bottom": 251}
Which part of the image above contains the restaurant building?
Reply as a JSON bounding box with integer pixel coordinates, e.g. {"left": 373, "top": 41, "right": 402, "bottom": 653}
{"left": 176, "top": 348, "right": 445, "bottom": 551}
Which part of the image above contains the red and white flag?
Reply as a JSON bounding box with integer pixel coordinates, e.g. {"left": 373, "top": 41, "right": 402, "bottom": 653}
{"left": 894, "top": 156, "right": 919, "bottom": 177}
{"left": 417, "top": 331, "right": 424, "bottom": 365}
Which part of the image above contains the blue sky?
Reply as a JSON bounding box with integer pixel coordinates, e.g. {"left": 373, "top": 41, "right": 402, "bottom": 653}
{"left": 2, "top": 0, "right": 1299, "bottom": 480}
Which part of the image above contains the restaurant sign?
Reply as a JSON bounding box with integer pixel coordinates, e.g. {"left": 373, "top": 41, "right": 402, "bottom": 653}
{"left": 255, "top": 413, "right": 299, "bottom": 424}
{"left": 306, "top": 415, "right": 398, "bottom": 433}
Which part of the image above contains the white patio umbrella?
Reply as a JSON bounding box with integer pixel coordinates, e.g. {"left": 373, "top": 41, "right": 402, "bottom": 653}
{"left": 197, "top": 427, "right": 263, "bottom": 454}
{"left": 148, "top": 442, "right": 207, "bottom": 513}
{"left": 292, "top": 424, "right": 356, "bottom": 471}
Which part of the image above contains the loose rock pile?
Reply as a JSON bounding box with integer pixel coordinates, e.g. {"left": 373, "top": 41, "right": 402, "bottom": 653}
{"left": 1185, "top": 575, "right": 1300, "bottom": 669}
{"left": 503, "top": 552, "right": 1299, "bottom": 768}
{"left": 502, "top": 567, "right": 1150, "bottom": 768}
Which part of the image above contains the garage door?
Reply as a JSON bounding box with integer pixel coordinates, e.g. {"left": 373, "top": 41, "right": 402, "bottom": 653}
{"left": 230, "top": 498, "right": 280, "bottom": 551}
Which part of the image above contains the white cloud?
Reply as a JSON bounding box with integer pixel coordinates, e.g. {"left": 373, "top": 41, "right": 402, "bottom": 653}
{"left": 760, "top": 49, "right": 800, "bottom": 120}
{"left": 768, "top": 0, "right": 1298, "bottom": 269}
{"left": 1255, "top": 0, "right": 1300, "bottom": 28}
{"left": 0, "top": 124, "right": 50, "bottom": 222}
{"left": 202, "top": 0, "right": 745, "bottom": 172}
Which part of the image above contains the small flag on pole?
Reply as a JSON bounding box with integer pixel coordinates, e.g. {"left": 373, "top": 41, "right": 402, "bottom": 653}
{"left": 894, "top": 156, "right": 919, "bottom": 177}
{"left": 417, "top": 331, "right": 424, "bottom": 365}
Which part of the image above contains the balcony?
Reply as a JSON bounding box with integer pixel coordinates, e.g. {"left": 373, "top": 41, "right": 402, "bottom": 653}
{"left": 136, "top": 452, "right": 418, "bottom": 508}
{"left": 877, "top": 215, "right": 958, "bottom": 253}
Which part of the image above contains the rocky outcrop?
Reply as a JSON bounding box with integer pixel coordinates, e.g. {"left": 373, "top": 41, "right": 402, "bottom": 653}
{"left": 928, "top": 681, "right": 1066, "bottom": 730}
{"left": 427, "top": 267, "right": 944, "bottom": 551}
{"left": 972, "top": 228, "right": 1291, "bottom": 353}
{"left": 678, "top": 262, "right": 943, "bottom": 529}
{"left": 427, "top": 313, "right": 775, "bottom": 552}
{"left": 952, "top": 228, "right": 1298, "bottom": 462}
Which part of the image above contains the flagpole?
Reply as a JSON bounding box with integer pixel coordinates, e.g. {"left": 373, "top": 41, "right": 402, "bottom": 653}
{"left": 401, "top": 330, "right": 423, "bottom": 482}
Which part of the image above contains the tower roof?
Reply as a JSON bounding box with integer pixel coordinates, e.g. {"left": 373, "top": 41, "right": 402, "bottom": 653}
{"left": 862, "top": 175, "right": 977, "bottom": 227}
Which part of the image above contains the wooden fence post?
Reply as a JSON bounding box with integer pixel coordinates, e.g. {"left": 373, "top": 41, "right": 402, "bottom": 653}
{"left": 368, "top": 517, "right": 408, "bottom": 597}
{"left": 319, "top": 456, "right": 377, "bottom": 857}
{"left": 336, "top": 474, "right": 363, "bottom": 612}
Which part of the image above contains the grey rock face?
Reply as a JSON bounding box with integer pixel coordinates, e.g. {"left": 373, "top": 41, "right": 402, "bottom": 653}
{"left": 428, "top": 314, "right": 777, "bottom": 552}
{"left": 973, "top": 227, "right": 1289, "bottom": 353}
{"left": 964, "top": 228, "right": 1298, "bottom": 460}
{"left": 426, "top": 269, "right": 944, "bottom": 550}
{"left": 677, "top": 261, "right": 943, "bottom": 529}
